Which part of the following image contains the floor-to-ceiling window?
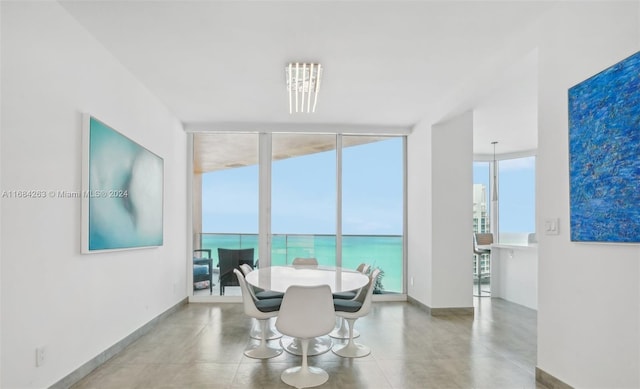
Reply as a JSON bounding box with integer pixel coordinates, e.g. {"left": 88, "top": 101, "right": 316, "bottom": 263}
{"left": 342, "top": 136, "right": 403, "bottom": 293}
{"left": 473, "top": 161, "right": 491, "bottom": 294}
{"left": 473, "top": 155, "right": 536, "bottom": 242}
{"left": 192, "top": 132, "right": 405, "bottom": 297}
{"left": 271, "top": 134, "right": 337, "bottom": 266}
{"left": 472, "top": 155, "right": 536, "bottom": 296}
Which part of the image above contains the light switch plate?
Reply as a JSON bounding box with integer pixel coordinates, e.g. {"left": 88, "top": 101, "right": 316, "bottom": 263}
{"left": 544, "top": 218, "right": 559, "bottom": 235}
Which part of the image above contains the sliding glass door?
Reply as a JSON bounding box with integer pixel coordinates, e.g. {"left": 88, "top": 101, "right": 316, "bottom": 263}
{"left": 194, "top": 133, "right": 259, "bottom": 296}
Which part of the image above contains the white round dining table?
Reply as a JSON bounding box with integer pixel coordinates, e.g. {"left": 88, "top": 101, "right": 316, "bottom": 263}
{"left": 245, "top": 265, "right": 370, "bottom": 357}
{"left": 245, "top": 265, "right": 369, "bottom": 294}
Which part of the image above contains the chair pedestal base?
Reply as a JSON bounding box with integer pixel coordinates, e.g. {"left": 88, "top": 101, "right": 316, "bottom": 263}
{"left": 331, "top": 317, "right": 370, "bottom": 358}
{"left": 329, "top": 318, "right": 359, "bottom": 339}
{"left": 332, "top": 341, "right": 371, "bottom": 358}
{"left": 281, "top": 336, "right": 332, "bottom": 356}
{"left": 245, "top": 318, "right": 283, "bottom": 359}
{"left": 281, "top": 366, "right": 329, "bottom": 389}
{"left": 244, "top": 344, "right": 283, "bottom": 359}
{"left": 250, "top": 318, "right": 282, "bottom": 340}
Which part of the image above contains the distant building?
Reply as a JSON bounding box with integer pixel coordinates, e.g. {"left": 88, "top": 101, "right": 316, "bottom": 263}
{"left": 473, "top": 184, "right": 490, "bottom": 234}
{"left": 473, "top": 184, "right": 490, "bottom": 276}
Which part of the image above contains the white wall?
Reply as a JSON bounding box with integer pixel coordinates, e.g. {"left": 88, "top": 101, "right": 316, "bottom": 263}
{"left": 491, "top": 246, "right": 538, "bottom": 310}
{"left": 406, "top": 112, "right": 473, "bottom": 310}
{"left": 1, "top": 2, "right": 188, "bottom": 388}
{"left": 406, "top": 121, "right": 432, "bottom": 305}
{"left": 535, "top": 2, "right": 640, "bottom": 387}
{"left": 431, "top": 112, "right": 474, "bottom": 309}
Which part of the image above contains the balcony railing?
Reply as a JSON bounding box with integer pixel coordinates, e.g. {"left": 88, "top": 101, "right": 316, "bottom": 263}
{"left": 198, "top": 233, "right": 403, "bottom": 294}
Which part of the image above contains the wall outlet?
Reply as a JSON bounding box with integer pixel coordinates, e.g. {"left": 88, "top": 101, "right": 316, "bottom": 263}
{"left": 410, "top": 277, "right": 414, "bottom": 286}
{"left": 36, "top": 347, "right": 46, "bottom": 367}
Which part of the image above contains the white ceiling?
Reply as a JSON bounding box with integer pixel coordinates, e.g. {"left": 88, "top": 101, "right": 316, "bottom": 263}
{"left": 59, "top": 0, "right": 547, "bottom": 155}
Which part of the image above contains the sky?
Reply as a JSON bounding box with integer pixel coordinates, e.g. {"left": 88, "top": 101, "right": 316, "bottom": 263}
{"left": 202, "top": 137, "right": 534, "bottom": 235}
{"left": 202, "top": 137, "right": 403, "bottom": 235}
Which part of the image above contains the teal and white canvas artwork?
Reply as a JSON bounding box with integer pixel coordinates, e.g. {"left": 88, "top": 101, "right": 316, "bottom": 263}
{"left": 83, "top": 115, "right": 163, "bottom": 251}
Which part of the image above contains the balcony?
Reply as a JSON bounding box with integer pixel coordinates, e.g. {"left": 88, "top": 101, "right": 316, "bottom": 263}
{"left": 194, "top": 233, "right": 403, "bottom": 296}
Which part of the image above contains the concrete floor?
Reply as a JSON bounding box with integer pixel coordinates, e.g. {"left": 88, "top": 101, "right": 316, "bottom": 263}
{"left": 71, "top": 298, "right": 543, "bottom": 389}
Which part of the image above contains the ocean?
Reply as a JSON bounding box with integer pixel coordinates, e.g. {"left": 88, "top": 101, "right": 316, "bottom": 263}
{"left": 200, "top": 233, "right": 403, "bottom": 293}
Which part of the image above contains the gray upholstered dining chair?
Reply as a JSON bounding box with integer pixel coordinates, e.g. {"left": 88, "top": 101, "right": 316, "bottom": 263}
{"left": 281, "top": 257, "right": 333, "bottom": 357}
{"left": 240, "top": 263, "right": 284, "bottom": 300}
{"left": 330, "top": 262, "right": 370, "bottom": 339}
{"left": 276, "top": 284, "right": 336, "bottom": 388}
{"left": 291, "top": 257, "right": 318, "bottom": 266}
{"left": 239, "top": 263, "right": 282, "bottom": 341}
{"left": 332, "top": 268, "right": 380, "bottom": 358}
{"left": 281, "top": 256, "right": 333, "bottom": 355}
{"left": 234, "top": 268, "right": 283, "bottom": 359}
{"left": 332, "top": 262, "right": 370, "bottom": 300}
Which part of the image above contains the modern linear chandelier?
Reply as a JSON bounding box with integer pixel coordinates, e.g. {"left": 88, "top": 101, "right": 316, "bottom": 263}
{"left": 285, "top": 62, "right": 322, "bottom": 114}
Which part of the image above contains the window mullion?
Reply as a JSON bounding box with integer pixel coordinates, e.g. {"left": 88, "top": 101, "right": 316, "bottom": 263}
{"left": 259, "top": 132, "right": 272, "bottom": 266}
{"left": 336, "top": 134, "right": 342, "bottom": 268}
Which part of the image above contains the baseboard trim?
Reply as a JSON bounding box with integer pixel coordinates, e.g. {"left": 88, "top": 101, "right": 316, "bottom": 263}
{"left": 407, "top": 295, "right": 474, "bottom": 316}
{"left": 536, "top": 367, "right": 573, "bottom": 389}
{"left": 50, "top": 298, "right": 188, "bottom": 389}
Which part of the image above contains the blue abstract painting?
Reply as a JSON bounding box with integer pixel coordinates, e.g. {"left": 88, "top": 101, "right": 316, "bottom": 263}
{"left": 568, "top": 51, "right": 640, "bottom": 242}
{"left": 84, "top": 116, "right": 164, "bottom": 251}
